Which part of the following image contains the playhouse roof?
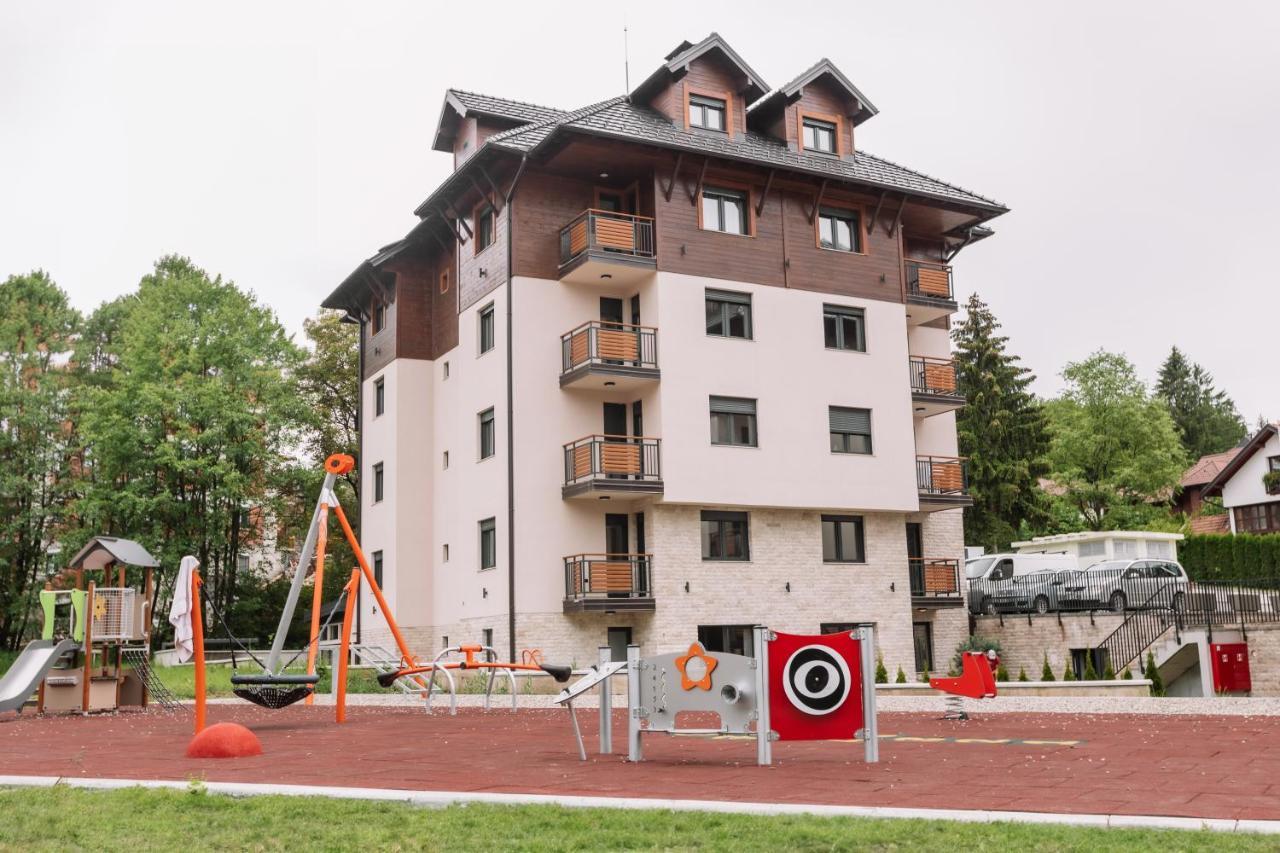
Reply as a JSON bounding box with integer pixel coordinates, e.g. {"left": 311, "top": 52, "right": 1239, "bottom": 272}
{"left": 67, "top": 536, "right": 160, "bottom": 570}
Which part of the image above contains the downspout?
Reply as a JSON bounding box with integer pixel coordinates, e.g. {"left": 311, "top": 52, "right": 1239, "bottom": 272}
{"left": 355, "top": 309, "right": 365, "bottom": 646}
{"left": 504, "top": 153, "right": 530, "bottom": 662}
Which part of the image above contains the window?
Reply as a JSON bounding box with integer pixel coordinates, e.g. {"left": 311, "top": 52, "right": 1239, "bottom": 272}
{"left": 372, "top": 550, "right": 384, "bottom": 588}
{"left": 823, "top": 304, "right": 865, "bottom": 351}
{"left": 442, "top": 544, "right": 449, "bottom": 562}
{"left": 1147, "top": 540, "right": 1174, "bottom": 559}
{"left": 442, "top": 450, "right": 449, "bottom": 469}
{"left": 829, "top": 407, "right": 872, "bottom": 454}
{"left": 474, "top": 204, "right": 495, "bottom": 253}
{"left": 709, "top": 396, "right": 758, "bottom": 447}
{"left": 821, "top": 515, "right": 865, "bottom": 563}
{"left": 374, "top": 377, "right": 385, "bottom": 417}
{"left": 236, "top": 553, "right": 250, "bottom": 573}
{"left": 478, "top": 408, "right": 495, "bottom": 460}
{"left": 441, "top": 635, "right": 449, "bottom": 650}
{"left": 1070, "top": 648, "right": 1110, "bottom": 680}
{"left": 372, "top": 301, "right": 387, "bottom": 334}
{"left": 818, "top": 207, "right": 861, "bottom": 252}
{"left": 705, "top": 289, "right": 753, "bottom": 339}
{"left": 912, "top": 623, "right": 934, "bottom": 674}
{"left": 697, "top": 625, "right": 753, "bottom": 656}
{"left": 701, "top": 510, "right": 750, "bottom": 561}
{"left": 439, "top": 270, "right": 450, "bottom": 294}
{"left": 688, "top": 94, "right": 727, "bottom": 131}
{"left": 1078, "top": 541, "right": 1106, "bottom": 558}
{"left": 802, "top": 116, "right": 837, "bottom": 154}
{"left": 1235, "top": 503, "right": 1280, "bottom": 534}
{"left": 373, "top": 462, "right": 384, "bottom": 502}
{"left": 1270, "top": 456, "right": 1280, "bottom": 472}
{"left": 479, "top": 518, "right": 496, "bottom": 569}
{"left": 443, "top": 361, "right": 450, "bottom": 379}
{"left": 478, "top": 303, "right": 495, "bottom": 354}
{"left": 1114, "top": 539, "right": 1139, "bottom": 558}
{"left": 700, "top": 186, "right": 748, "bottom": 235}
{"left": 482, "top": 628, "right": 494, "bottom": 648}
{"left": 607, "top": 627, "right": 632, "bottom": 662}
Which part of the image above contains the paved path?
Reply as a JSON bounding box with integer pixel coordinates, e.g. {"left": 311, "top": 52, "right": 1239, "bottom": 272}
{"left": 2, "top": 706, "right": 1276, "bottom": 822}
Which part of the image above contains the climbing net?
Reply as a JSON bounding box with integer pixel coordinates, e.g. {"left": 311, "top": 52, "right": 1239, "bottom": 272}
{"left": 119, "top": 646, "right": 183, "bottom": 711}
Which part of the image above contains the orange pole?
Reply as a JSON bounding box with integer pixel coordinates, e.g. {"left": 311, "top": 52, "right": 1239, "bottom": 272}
{"left": 332, "top": 502, "right": 417, "bottom": 668}
{"left": 336, "top": 568, "right": 360, "bottom": 723}
{"left": 305, "top": 503, "right": 330, "bottom": 706}
{"left": 192, "top": 569, "right": 206, "bottom": 735}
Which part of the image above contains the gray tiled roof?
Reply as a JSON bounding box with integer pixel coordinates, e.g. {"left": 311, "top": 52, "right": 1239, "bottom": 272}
{"left": 447, "top": 89, "right": 566, "bottom": 124}
{"left": 490, "top": 99, "right": 1004, "bottom": 211}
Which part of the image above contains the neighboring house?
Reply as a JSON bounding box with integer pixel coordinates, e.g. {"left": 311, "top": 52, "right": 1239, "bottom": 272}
{"left": 320, "top": 33, "right": 1008, "bottom": 676}
{"left": 1175, "top": 448, "right": 1240, "bottom": 518}
{"left": 1202, "top": 423, "right": 1280, "bottom": 535}
{"left": 1012, "top": 531, "right": 1183, "bottom": 569}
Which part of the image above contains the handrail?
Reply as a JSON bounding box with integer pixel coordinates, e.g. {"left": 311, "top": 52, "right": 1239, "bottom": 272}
{"left": 559, "top": 210, "right": 656, "bottom": 266}
{"left": 905, "top": 259, "right": 955, "bottom": 301}
{"left": 581, "top": 208, "right": 655, "bottom": 222}
{"left": 564, "top": 553, "right": 652, "bottom": 599}
{"left": 563, "top": 433, "right": 663, "bottom": 447}
{"left": 908, "top": 557, "right": 962, "bottom": 598}
{"left": 904, "top": 258, "right": 951, "bottom": 271}
{"left": 909, "top": 356, "right": 960, "bottom": 397}
{"left": 561, "top": 320, "right": 659, "bottom": 337}
{"left": 563, "top": 435, "right": 663, "bottom": 485}
{"left": 565, "top": 552, "right": 655, "bottom": 560}
{"left": 916, "top": 456, "right": 969, "bottom": 496}
{"left": 908, "top": 354, "right": 955, "bottom": 366}
{"left": 560, "top": 322, "right": 659, "bottom": 375}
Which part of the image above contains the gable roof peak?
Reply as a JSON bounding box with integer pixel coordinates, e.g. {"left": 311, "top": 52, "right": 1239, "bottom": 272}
{"left": 633, "top": 32, "right": 769, "bottom": 106}
{"left": 750, "top": 57, "right": 879, "bottom": 127}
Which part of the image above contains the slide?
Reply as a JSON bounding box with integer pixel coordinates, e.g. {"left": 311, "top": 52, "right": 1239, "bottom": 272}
{"left": 0, "top": 638, "right": 79, "bottom": 715}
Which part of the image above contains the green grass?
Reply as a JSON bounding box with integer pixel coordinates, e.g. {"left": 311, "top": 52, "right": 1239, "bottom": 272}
{"left": 151, "top": 663, "right": 516, "bottom": 699}
{"left": 0, "top": 787, "right": 1271, "bottom": 852}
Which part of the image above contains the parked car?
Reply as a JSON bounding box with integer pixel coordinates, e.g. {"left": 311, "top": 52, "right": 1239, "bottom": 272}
{"left": 983, "top": 569, "right": 1061, "bottom": 614}
{"left": 1049, "top": 569, "right": 1108, "bottom": 612}
{"left": 967, "top": 553, "right": 1077, "bottom": 615}
{"left": 1084, "top": 559, "right": 1190, "bottom": 613}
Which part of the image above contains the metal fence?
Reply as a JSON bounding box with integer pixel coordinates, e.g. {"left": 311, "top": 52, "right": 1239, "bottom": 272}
{"left": 560, "top": 321, "right": 659, "bottom": 374}
{"left": 564, "top": 554, "right": 652, "bottom": 601}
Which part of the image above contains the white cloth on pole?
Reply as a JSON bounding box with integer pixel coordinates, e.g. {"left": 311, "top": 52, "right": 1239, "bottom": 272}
{"left": 169, "top": 556, "right": 199, "bottom": 663}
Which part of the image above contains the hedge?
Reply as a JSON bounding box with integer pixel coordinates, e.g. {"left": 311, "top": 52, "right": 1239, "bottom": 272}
{"left": 1179, "top": 534, "right": 1280, "bottom": 582}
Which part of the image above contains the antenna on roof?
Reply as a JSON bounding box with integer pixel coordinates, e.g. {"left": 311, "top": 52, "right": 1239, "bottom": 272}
{"left": 623, "top": 16, "right": 631, "bottom": 97}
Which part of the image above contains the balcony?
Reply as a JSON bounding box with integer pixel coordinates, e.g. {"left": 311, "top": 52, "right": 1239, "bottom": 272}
{"left": 558, "top": 210, "right": 656, "bottom": 286}
{"left": 909, "top": 356, "right": 964, "bottom": 417}
{"left": 560, "top": 321, "right": 660, "bottom": 391}
{"left": 916, "top": 455, "right": 972, "bottom": 510}
{"left": 909, "top": 558, "right": 963, "bottom": 608}
{"left": 562, "top": 435, "right": 663, "bottom": 500}
{"left": 904, "top": 260, "right": 957, "bottom": 326}
{"left": 563, "top": 553, "right": 655, "bottom": 613}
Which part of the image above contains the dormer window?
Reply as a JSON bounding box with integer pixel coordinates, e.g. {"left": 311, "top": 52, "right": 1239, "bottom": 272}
{"left": 803, "top": 116, "right": 838, "bottom": 154}
{"left": 689, "top": 94, "right": 727, "bottom": 132}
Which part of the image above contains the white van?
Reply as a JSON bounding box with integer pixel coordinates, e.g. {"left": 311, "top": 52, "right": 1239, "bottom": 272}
{"left": 965, "top": 553, "right": 1077, "bottom": 615}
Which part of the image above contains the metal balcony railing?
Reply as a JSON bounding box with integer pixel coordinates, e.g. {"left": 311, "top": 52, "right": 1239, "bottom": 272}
{"left": 916, "top": 455, "right": 968, "bottom": 495}
{"left": 560, "top": 321, "right": 658, "bottom": 374}
{"left": 564, "top": 553, "right": 652, "bottom": 602}
{"left": 558, "top": 210, "right": 655, "bottom": 267}
{"left": 909, "top": 356, "right": 960, "bottom": 397}
{"left": 905, "top": 260, "right": 954, "bottom": 302}
{"left": 909, "top": 558, "right": 962, "bottom": 600}
{"left": 563, "top": 435, "right": 662, "bottom": 485}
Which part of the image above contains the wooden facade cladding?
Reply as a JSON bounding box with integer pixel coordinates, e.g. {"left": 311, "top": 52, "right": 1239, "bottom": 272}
{"left": 458, "top": 203, "right": 507, "bottom": 311}
{"left": 512, "top": 170, "right": 598, "bottom": 280}
{"left": 362, "top": 279, "right": 398, "bottom": 379}
{"left": 647, "top": 53, "right": 749, "bottom": 138}
{"left": 783, "top": 76, "right": 858, "bottom": 157}
{"left": 360, "top": 240, "right": 459, "bottom": 381}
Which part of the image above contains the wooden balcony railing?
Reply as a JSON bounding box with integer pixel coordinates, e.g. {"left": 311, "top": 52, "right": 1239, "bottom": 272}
{"left": 909, "top": 356, "right": 960, "bottom": 396}
{"left": 564, "top": 553, "right": 652, "bottom": 601}
{"left": 563, "top": 435, "right": 662, "bottom": 485}
{"left": 905, "top": 260, "right": 954, "bottom": 302}
{"left": 558, "top": 210, "right": 655, "bottom": 267}
{"left": 561, "top": 321, "right": 658, "bottom": 374}
{"left": 916, "top": 455, "right": 968, "bottom": 495}
{"left": 909, "top": 557, "right": 962, "bottom": 599}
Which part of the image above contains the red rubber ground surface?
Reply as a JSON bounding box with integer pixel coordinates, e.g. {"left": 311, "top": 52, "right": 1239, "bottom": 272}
{"left": 2, "top": 706, "right": 1277, "bottom": 821}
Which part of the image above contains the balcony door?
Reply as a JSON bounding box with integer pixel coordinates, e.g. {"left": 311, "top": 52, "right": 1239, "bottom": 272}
{"left": 906, "top": 522, "right": 924, "bottom": 596}
{"left": 595, "top": 186, "right": 637, "bottom": 216}
{"left": 605, "top": 514, "right": 630, "bottom": 599}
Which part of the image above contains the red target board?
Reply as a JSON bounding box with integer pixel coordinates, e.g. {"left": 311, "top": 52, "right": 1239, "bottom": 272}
{"left": 767, "top": 631, "right": 865, "bottom": 742}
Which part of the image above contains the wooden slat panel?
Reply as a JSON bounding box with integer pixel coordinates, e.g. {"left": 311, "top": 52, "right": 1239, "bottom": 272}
{"left": 924, "top": 362, "right": 956, "bottom": 393}
{"left": 601, "top": 443, "right": 640, "bottom": 475}
{"left": 917, "top": 267, "right": 951, "bottom": 297}
{"left": 573, "top": 444, "right": 593, "bottom": 479}
{"left": 570, "top": 562, "right": 584, "bottom": 595}
{"left": 594, "top": 561, "right": 634, "bottom": 592}
{"left": 569, "top": 331, "right": 589, "bottom": 367}
{"left": 931, "top": 461, "right": 964, "bottom": 492}
{"left": 596, "top": 329, "right": 639, "bottom": 361}
{"left": 925, "top": 564, "right": 958, "bottom": 594}
{"left": 569, "top": 220, "right": 589, "bottom": 256}
{"left": 594, "top": 218, "right": 635, "bottom": 251}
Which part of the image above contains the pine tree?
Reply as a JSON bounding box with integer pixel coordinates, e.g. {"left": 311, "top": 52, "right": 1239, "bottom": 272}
{"left": 1103, "top": 658, "right": 1116, "bottom": 680}
{"left": 875, "top": 653, "right": 888, "bottom": 684}
{"left": 952, "top": 294, "right": 1051, "bottom": 551}
{"left": 1145, "top": 651, "right": 1164, "bottom": 696}
{"left": 1041, "top": 653, "right": 1055, "bottom": 682}
{"left": 1018, "top": 667, "right": 1030, "bottom": 682}
{"left": 1063, "top": 661, "right": 1077, "bottom": 682}
{"left": 1156, "top": 347, "right": 1247, "bottom": 459}
{"left": 995, "top": 663, "right": 1009, "bottom": 682}
{"left": 1122, "top": 667, "right": 1133, "bottom": 680}
{"left": 895, "top": 665, "right": 907, "bottom": 684}
{"left": 1083, "top": 650, "right": 1098, "bottom": 680}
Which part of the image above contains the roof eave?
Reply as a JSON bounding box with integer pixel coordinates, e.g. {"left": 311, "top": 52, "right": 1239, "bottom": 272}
{"left": 1201, "top": 424, "right": 1278, "bottom": 497}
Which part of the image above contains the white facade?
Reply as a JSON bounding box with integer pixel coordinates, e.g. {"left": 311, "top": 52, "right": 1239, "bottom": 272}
{"left": 1220, "top": 430, "right": 1280, "bottom": 533}
{"left": 1011, "top": 531, "right": 1184, "bottom": 569}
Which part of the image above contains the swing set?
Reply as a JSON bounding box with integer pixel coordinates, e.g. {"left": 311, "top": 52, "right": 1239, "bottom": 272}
{"left": 190, "top": 453, "right": 570, "bottom": 733}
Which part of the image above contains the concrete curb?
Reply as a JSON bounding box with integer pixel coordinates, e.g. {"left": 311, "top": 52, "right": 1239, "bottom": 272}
{"left": 0, "top": 775, "right": 1275, "bottom": 835}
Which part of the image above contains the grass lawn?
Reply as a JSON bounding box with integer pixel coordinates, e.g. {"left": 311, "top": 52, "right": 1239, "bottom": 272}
{"left": 0, "top": 788, "right": 1274, "bottom": 853}
{"left": 151, "top": 662, "right": 518, "bottom": 700}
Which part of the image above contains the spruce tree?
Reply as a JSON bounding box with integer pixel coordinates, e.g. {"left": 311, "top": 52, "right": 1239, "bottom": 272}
{"left": 1145, "top": 651, "right": 1164, "bottom": 696}
{"left": 895, "top": 665, "right": 907, "bottom": 684}
{"left": 875, "top": 653, "right": 888, "bottom": 684}
{"left": 1063, "top": 661, "right": 1077, "bottom": 682}
{"left": 1018, "top": 667, "right": 1029, "bottom": 682}
{"left": 952, "top": 294, "right": 1051, "bottom": 551}
{"left": 1083, "top": 650, "right": 1098, "bottom": 680}
{"left": 1156, "top": 347, "right": 1246, "bottom": 459}
{"left": 1041, "top": 654, "right": 1055, "bottom": 682}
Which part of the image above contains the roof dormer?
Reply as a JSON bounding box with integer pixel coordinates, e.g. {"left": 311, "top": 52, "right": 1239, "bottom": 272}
{"left": 747, "top": 59, "right": 878, "bottom": 158}
{"left": 630, "top": 33, "right": 769, "bottom": 139}
{"left": 431, "top": 89, "right": 565, "bottom": 168}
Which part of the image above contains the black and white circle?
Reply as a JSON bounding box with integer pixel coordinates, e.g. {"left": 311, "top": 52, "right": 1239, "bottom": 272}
{"left": 782, "top": 645, "right": 851, "bottom": 716}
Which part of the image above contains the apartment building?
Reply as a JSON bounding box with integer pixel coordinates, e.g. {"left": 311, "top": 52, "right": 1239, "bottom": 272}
{"left": 322, "top": 34, "right": 1007, "bottom": 676}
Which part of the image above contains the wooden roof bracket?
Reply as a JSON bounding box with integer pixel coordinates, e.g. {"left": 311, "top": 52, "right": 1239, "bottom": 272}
{"left": 661, "top": 152, "right": 685, "bottom": 202}
{"left": 867, "top": 190, "right": 888, "bottom": 234}
{"left": 436, "top": 207, "right": 469, "bottom": 245}
{"left": 443, "top": 200, "right": 473, "bottom": 238}
{"left": 886, "top": 194, "right": 908, "bottom": 237}
{"left": 363, "top": 268, "right": 391, "bottom": 304}
{"left": 687, "top": 157, "right": 710, "bottom": 206}
{"left": 467, "top": 174, "right": 497, "bottom": 212}
{"left": 756, "top": 169, "right": 776, "bottom": 218}
{"left": 477, "top": 164, "right": 506, "bottom": 210}
{"left": 945, "top": 229, "right": 977, "bottom": 262}
{"left": 807, "top": 179, "right": 829, "bottom": 224}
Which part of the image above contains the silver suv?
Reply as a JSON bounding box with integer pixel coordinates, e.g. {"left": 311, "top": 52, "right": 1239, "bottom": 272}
{"left": 1085, "top": 559, "right": 1190, "bottom": 613}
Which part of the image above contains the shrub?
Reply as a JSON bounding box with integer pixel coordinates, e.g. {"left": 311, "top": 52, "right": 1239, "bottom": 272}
{"left": 875, "top": 653, "right": 888, "bottom": 684}
{"left": 1062, "top": 662, "right": 1076, "bottom": 682}
{"left": 895, "top": 665, "right": 907, "bottom": 684}
{"left": 1102, "top": 657, "right": 1116, "bottom": 680}
{"left": 1145, "top": 651, "right": 1164, "bottom": 696}
{"left": 1017, "top": 667, "right": 1029, "bottom": 682}
{"left": 1121, "top": 667, "right": 1133, "bottom": 680}
{"left": 952, "top": 635, "right": 1001, "bottom": 674}
{"left": 919, "top": 668, "right": 930, "bottom": 684}
{"left": 1083, "top": 649, "right": 1098, "bottom": 681}
{"left": 1040, "top": 653, "right": 1055, "bottom": 682}
{"left": 995, "top": 663, "right": 1009, "bottom": 682}
{"left": 1180, "top": 533, "right": 1280, "bottom": 582}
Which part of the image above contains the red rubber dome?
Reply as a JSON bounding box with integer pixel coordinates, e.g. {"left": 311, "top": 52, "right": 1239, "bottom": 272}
{"left": 185, "top": 722, "right": 263, "bottom": 759}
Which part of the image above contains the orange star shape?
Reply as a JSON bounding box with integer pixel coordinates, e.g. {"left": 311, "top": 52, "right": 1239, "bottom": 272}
{"left": 675, "top": 642, "right": 718, "bottom": 691}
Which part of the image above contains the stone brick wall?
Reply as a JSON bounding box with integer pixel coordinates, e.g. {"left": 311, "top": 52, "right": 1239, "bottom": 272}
{"left": 1245, "top": 624, "right": 1280, "bottom": 697}
{"left": 973, "top": 613, "right": 1128, "bottom": 678}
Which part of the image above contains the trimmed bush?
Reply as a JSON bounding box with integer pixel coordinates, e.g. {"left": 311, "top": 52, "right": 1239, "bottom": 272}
{"left": 875, "top": 654, "right": 888, "bottom": 684}
{"left": 1063, "top": 662, "right": 1076, "bottom": 682}
{"left": 995, "top": 663, "right": 1009, "bottom": 682}
{"left": 1017, "top": 667, "right": 1029, "bottom": 682}
{"left": 1122, "top": 667, "right": 1133, "bottom": 680}
{"left": 1180, "top": 533, "right": 1280, "bottom": 582}
{"left": 1040, "top": 654, "right": 1055, "bottom": 682}
{"left": 1083, "top": 650, "right": 1098, "bottom": 681}
{"left": 1145, "top": 650, "right": 1164, "bottom": 696}
{"left": 895, "top": 665, "right": 907, "bottom": 684}
{"left": 1103, "top": 658, "right": 1116, "bottom": 680}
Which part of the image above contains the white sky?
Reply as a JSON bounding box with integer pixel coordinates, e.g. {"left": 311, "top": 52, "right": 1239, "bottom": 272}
{"left": 2, "top": 1, "right": 1276, "bottom": 423}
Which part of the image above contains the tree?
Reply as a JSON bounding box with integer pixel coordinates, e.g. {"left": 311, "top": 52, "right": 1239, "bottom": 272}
{"left": 1145, "top": 651, "right": 1164, "bottom": 696}
{"left": 1040, "top": 653, "right": 1055, "bottom": 681}
{"left": 0, "top": 272, "right": 81, "bottom": 649}
{"left": 874, "top": 653, "right": 888, "bottom": 684}
{"left": 1043, "top": 351, "right": 1187, "bottom": 529}
{"left": 952, "top": 295, "right": 1051, "bottom": 551}
{"left": 1017, "top": 667, "right": 1029, "bottom": 682}
{"left": 1156, "top": 347, "right": 1246, "bottom": 459}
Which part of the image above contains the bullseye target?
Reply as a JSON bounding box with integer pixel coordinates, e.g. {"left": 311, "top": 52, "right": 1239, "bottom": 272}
{"left": 782, "top": 645, "right": 851, "bottom": 716}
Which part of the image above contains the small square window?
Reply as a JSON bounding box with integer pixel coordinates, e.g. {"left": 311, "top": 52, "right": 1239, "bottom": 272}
{"left": 483, "top": 627, "right": 494, "bottom": 648}
{"left": 823, "top": 305, "right": 866, "bottom": 351}
{"left": 689, "top": 94, "right": 727, "bottom": 131}
{"left": 705, "top": 289, "right": 753, "bottom": 339}
{"left": 440, "top": 270, "right": 450, "bottom": 294}
{"left": 709, "top": 396, "right": 758, "bottom": 447}
{"left": 701, "top": 186, "right": 748, "bottom": 235}
{"left": 701, "top": 511, "right": 750, "bottom": 561}
{"left": 803, "top": 117, "right": 837, "bottom": 154}
{"left": 479, "top": 304, "right": 495, "bottom": 354}
{"left": 443, "top": 544, "right": 450, "bottom": 562}
{"left": 479, "top": 518, "right": 496, "bottom": 570}
{"left": 475, "top": 205, "right": 495, "bottom": 253}
{"left": 443, "top": 361, "right": 450, "bottom": 379}
{"left": 374, "top": 377, "right": 385, "bottom": 417}
{"left": 818, "top": 208, "right": 861, "bottom": 253}
{"left": 479, "top": 408, "right": 495, "bottom": 460}
{"left": 830, "top": 407, "right": 872, "bottom": 454}
{"left": 822, "top": 515, "right": 865, "bottom": 563}
{"left": 373, "top": 462, "right": 385, "bottom": 502}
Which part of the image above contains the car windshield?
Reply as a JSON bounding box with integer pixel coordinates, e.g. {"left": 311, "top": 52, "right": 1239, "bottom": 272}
{"left": 1086, "top": 561, "right": 1129, "bottom": 573}
{"left": 965, "top": 557, "right": 997, "bottom": 579}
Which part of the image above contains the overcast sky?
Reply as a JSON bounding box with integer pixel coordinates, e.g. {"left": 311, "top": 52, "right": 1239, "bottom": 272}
{"left": 2, "top": 1, "right": 1276, "bottom": 423}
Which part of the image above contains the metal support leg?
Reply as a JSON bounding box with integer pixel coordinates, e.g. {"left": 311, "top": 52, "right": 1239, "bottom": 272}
{"left": 858, "top": 625, "right": 880, "bottom": 763}
{"left": 265, "top": 472, "right": 337, "bottom": 675}
{"left": 567, "top": 699, "right": 587, "bottom": 761}
{"left": 598, "top": 645, "right": 613, "bottom": 755}
{"left": 753, "top": 625, "right": 772, "bottom": 766}
{"left": 626, "top": 644, "right": 641, "bottom": 762}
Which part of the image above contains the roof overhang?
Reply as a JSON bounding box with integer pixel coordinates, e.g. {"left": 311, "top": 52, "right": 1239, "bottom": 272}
{"left": 1202, "top": 424, "right": 1278, "bottom": 498}
{"left": 68, "top": 536, "right": 160, "bottom": 570}
{"left": 748, "top": 59, "right": 879, "bottom": 127}
{"left": 631, "top": 33, "right": 770, "bottom": 107}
